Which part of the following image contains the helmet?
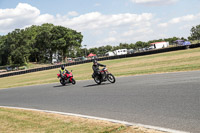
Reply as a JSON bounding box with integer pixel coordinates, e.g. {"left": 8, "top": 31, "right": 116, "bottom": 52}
{"left": 61, "top": 65, "right": 65, "bottom": 70}
{"left": 93, "top": 59, "right": 97, "bottom": 65}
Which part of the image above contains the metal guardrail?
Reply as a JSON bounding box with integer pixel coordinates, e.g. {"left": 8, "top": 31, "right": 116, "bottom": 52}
{"left": 0, "top": 44, "right": 199, "bottom": 78}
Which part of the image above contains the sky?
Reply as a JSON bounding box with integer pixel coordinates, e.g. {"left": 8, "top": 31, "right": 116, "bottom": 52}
{"left": 0, "top": 0, "right": 200, "bottom": 48}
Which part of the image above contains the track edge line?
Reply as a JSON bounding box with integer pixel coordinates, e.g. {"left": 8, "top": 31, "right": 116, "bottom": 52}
{"left": 0, "top": 106, "right": 189, "bottom": 133}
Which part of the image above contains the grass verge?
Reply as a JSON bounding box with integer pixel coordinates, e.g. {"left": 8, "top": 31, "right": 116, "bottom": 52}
{"left": 0, "top": 47, "right": 200, "bottom": 89}
{"left": 0, "top": 107, "right": 165, "bottom": 133}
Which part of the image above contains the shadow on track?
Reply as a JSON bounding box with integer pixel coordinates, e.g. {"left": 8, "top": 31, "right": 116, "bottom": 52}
{"left": 83, "top": 83, "right": 111, "bottom": 88}
{"left": 53, "top": 84, "right": 72, "bottom": 88}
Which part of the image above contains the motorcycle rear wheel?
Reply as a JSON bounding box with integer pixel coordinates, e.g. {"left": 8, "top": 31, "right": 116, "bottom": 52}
{"left": 107, "top": 74, "right": 115, "bottom": 83}
{"left": 94, "top": 76, "right": 101, "bottom": 84}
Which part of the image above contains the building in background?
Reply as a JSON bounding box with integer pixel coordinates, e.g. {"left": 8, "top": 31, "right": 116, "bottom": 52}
{"left": 150, "top": 41, "right": 169, "bottom": 49}
{"left": 113, "top": 49, "right": 127, "bottom": 55}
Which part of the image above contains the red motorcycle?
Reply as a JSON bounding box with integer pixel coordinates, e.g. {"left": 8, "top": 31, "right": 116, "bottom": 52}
{"left": 92, "top": 67, "right": 116, "bottom": 84}
{"left": 57, "top": 70, "right": 76, "bottom": 86}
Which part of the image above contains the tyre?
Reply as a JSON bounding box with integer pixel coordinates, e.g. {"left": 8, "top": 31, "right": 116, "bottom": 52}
{"left": 71, "top": 78, "right": 76, "bottom": 85}
{"left": 94, "top": 76, "right": 101, "bottom": 84}
{"left": 107, "top": 74, "right": 115, "bottom": 83}
{"left": 60, "top": 79, "right": 66, "bottom": 86}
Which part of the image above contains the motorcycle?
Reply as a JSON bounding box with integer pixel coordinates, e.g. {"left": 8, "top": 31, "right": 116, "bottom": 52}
{"left": 57, "top": 70, "right": 76, "bottom": 86}
{"left": 92, "top": 67, "right": 116, "bottom": 84}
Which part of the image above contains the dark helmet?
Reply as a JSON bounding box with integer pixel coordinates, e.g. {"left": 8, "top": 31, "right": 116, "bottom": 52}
{"left": 93, "top": 59, "right": 97, "bottom": 65}
{"left": 61, "top": 65, "right": 65, "bottom": 70}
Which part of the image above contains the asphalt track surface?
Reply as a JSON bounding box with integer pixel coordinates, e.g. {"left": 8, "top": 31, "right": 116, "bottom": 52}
{"left": 0, "top": 71, "right": 200, "bottom": 133}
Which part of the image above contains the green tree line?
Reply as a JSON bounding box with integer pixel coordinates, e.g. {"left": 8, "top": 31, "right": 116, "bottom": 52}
{"left": 0, "top": 23, "right": 199, "bottom": 66}
{"left": 86, "top": 37, "right": 183, "bottom": 56}
{"left": 0, "top": 23, "right": 83, "bottom": 66}
{"left": 86, "top": 24, "right": 200, "bottom": 56}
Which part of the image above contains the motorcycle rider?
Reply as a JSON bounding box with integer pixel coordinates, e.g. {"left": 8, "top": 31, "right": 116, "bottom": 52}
{"left": 92, "top": 59, "right": 106, "bottom": 80}
{"left": 59, "top": 65, "right": 69, "bottom": 78}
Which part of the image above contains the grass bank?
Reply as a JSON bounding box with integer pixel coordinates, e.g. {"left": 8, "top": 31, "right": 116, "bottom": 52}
{"left": 0, "top": 47, "right": 200, "bottom": 89}
{"left": 0, "top": 107, "right": 164, "bottom": 133}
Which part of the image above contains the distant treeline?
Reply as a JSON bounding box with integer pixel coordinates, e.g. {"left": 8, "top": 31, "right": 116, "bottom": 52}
{"left": 0, "top": 23, "right": 199, "bottom": 66}
{"left": 87, "top": 37, "right": 184, "bottom": 56}
{"left": 86, "top": 24, "right": 200, "bottom": 57}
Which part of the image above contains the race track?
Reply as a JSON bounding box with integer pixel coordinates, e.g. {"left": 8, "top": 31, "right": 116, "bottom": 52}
{"left": 0, "top": 71, "right": 200, "bottom": 133}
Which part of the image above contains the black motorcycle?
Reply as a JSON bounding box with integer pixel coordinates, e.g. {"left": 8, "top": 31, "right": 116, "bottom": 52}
{"left": 92, "top": 67, "right": 115, "bottom": 84}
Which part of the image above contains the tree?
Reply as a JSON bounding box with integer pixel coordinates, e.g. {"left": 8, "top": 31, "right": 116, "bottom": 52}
{"left": 34, "top": 24, "right": 83, "bottom": 63}
{"left": 189, "top": 24, "right": 200, "bottom": 41}
{"left": 163, "top": 37, "right": 179, "bottom": 45}
{"left": 25, "top": 25, "right": 41, "bottom": 62}
{"left": 89, "top": 47, "right": 98, "bottom": 55}
{"left": 129, "top": 43, "right": 136, "bottom": 49}
{"left": 76, "top": 48, "right": 84, "bottom": 57}
{"left": 97, "top": 46, "right": 105, "bottom": 56}
{"left": 0, "top": 23, "right": 83, "bottom": 66}
{"left": 35, "top": 23, "right": 54, "bottom": 63}
{"left": 8, "top": 29, "right": 31, "bottom": 65}
{"left": 119, "top": 43, "right": 130, "bottom": 49}
{"left": 0, "top": 35, "right": 7, "bottom": 65}
{"left": 105, "top": 45, "right": 113, "bottom": 52}
{"left": 60, "top": 28, "right": 83, "bottom": 62}
{"left": 135, "top": 41, "right": 144, "bottom": 50}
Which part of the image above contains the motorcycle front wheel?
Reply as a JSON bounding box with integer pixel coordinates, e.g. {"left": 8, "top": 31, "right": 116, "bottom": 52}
{"left": 71, "top": 78, "right": 76, "bottom": 85}
{"left": 60, "top": 79, "right": 66, "bottom": 86}
{"left": 107, "top": 74, "right": 115, "bottom": 83}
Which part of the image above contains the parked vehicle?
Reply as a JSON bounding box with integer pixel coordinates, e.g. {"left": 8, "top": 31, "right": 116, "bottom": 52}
{"left": 6, "top": 67, "right": 12, "bottom": 71}
{"left": 57, "top": 70, "right": 76, "bottom": 86}
{"left": 174, "top": 40, "right": 191, "bottom": 46}
{"left": 105, "top": 51, "right": 115, "bottom": 56}
{"left": 149, "top": 41, "right": 169, "bottom": 49}
{"left": 113, "top": 49, "right": 127, "bottom": 55}
{"left": 92, "top": 67, "right": 115, "bottom": 84}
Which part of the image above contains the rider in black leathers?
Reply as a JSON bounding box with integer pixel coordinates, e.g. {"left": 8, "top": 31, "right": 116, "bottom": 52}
{"left": 92, "top": 59, "right": 106, "bottom": 79}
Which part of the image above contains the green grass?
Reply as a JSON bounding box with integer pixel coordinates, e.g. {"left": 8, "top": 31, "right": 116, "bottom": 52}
{"left": 0, "top": 107, "right": 128, "bottom": 133}
{"left": 0, "top": 107, "right": 164, "bottom": 133}
{"left": 0, "top": 47, "right": 200, "bottom": 89}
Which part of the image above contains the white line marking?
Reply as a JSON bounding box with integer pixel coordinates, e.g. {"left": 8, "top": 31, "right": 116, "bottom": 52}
{"left": 0, "top": 106, "right": 189, "bottom": 133}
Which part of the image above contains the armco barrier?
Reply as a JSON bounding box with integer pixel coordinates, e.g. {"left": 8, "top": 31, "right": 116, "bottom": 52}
{"left": 0, "top": 43, "right": 199, "bottom": 78}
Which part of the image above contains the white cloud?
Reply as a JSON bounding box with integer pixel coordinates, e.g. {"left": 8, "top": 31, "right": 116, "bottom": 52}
{"left": 156, "top": 13, "right": 200, "bottom": 41}
{"left": 35, "top": 14, "right": 54, "bottom": 24}
{"left": 64, "top": 12, "right": 153, "bottom": 31}
{"left": 169, "top": 14, "right": 196, "bottom": 24}
{"left": 179, "top": 24, "right": 193, "bottom": 30}
{"left": 67, "top": 11, "right": 79, "bottom": 16}
{"left": 122, "top": 28, "right": 153, "bottom": 37}
{"left": 0, "top": 2, "right": 153, "bottom": 33}
{"left": 158, "top": 22, "right": 168, "bottom": 27}
{"left": 0, "top": 3, "right": 156, "bottom": 47}
{"left": 0, "top": 3, "right": 40, "bottom": 19}
{"left": 0, "top": 3, "right": 40, "bottom": 32}
{"left": 131, "top": 0, "right": 178, "bottom": 5}
{"left": 2, "top": 2, "right": 197, "bottom": 48}
{"left": 103, "top": 37, "right": 117, "bottom": 43}
{"left": 109, "top": 31, "right": 117, "bottom": 35}
{"left": 158, "top": 13, "right": 200, "bottom": 27}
